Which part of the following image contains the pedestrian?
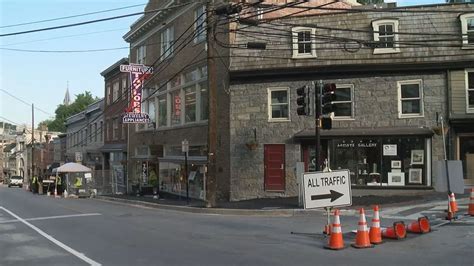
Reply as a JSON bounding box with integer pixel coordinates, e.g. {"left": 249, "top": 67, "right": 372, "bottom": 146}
{"left": 31, "top": 175, "right": 38, "bottom": 194}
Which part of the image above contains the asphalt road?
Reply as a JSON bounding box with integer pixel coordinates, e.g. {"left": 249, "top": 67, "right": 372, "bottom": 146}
{"left": 0, "top": 185, "right": 473, "bottom": 266}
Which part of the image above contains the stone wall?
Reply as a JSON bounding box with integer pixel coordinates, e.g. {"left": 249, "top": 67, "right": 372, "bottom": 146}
{"left": 229, "top": 72, "right": 447, "bottom": 200}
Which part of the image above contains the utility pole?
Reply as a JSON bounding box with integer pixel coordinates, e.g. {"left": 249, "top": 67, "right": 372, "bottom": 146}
{"left": 206, "top": 0, "right": 218, "bottom": 207}
{"left": 31, "top": 104, "right": 35, "bottom": 180}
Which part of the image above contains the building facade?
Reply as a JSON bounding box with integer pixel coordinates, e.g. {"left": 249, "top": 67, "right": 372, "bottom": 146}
{"left": 124, "top": 0, "right": 209, "bottom": 199}
{"left": 65, "top": 99, "right": 104, "bottom": 170}
{"left": 100, "top": 58, "right": 130, "bottom": 194}
{"left": 224, "top": 2, "right": 474, "bottom": 200}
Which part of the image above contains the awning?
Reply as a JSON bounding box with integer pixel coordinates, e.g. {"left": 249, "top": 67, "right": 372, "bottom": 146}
{"left": 99, "top": 143, "right": 127, "bottom": 152}
{"left": 158, "top": 156, "right": 207, "bottom": 164}
{"left": 294, "top": 127, "right": 434, "bottom": 140}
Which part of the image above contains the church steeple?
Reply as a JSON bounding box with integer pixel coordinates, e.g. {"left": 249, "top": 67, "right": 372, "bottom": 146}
{"left": 63, "top": 81, "right": 71, "bottom": 106}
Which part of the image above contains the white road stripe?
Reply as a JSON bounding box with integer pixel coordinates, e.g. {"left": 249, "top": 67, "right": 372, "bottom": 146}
{"left": 0, "top": 207, "right": 101, "bottom": 266}
{"left": 0, "top": 213, "right": 101, "bottom": 224}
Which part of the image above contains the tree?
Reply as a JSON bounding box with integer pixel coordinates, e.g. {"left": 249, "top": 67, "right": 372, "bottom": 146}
{"left": 39, "top": 91, "right": 98, "bottom": 132}
{"left": 357, "top": 0, "right": 384, "bottom": 4}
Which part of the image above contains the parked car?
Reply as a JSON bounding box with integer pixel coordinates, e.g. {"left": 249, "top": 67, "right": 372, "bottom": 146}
{"left": 8, "top": 176, "right": 23, "bottom": 188}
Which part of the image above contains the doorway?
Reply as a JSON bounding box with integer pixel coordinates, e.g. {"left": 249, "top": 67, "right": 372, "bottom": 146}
{"left": 264, "top": 144, "right": 285, "bottom": 191}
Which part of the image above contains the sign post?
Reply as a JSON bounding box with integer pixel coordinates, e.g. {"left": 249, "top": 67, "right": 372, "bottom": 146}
{"left": 182, "top": 139, "right": 189, "bottom": 205}
{"left": 302, "top": 170, "right": 352, "bottom": 209}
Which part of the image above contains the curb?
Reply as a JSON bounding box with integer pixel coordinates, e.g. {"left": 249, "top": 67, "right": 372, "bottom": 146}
{"left": 94, "top": 196, "right": 324, "bottom": 217}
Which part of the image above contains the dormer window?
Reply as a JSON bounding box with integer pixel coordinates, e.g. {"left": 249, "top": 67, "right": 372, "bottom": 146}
{"left": 372, "top": 19, "right": 400, "bottom": 54}
{"left": 460, "top": 13, "right": 474, "bottom": 48}
{"left": 292, "top": 27, "right": 317, "bottom": 59}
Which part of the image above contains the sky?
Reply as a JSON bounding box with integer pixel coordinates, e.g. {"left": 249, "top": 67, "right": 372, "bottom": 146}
{"left": 0, "top": 0, "right": 445, "bottom": 129}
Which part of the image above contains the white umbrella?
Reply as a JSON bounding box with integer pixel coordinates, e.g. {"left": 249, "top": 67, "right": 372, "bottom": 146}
{"left": 55, "top": 162, "right": 92, "bottom": 173}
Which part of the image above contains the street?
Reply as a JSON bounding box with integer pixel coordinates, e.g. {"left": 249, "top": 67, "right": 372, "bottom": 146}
{"left": 0, "top": 185, "right": 473, "bottom": 266}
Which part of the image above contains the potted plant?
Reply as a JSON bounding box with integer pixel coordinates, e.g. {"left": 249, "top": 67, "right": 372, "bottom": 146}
{"left": 432, "top": 126, "right": 448, "bottom": 136}
{"left": 245, "top": 140, "right": 258, "bottom": 150}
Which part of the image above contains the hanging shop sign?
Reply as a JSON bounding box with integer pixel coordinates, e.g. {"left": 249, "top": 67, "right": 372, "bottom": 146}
{"left": 120, "top": 63, "right": 153, "bottom": 123}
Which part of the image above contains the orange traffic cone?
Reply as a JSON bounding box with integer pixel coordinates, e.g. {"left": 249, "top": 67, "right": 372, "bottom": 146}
{"left": 325, "top": 209, "right": 345, "bottom": 250}
{"left": 382, "top": 221, "right": 407, "bottom": 239}
{"left": 406, "top": 216, "right": 431, "bottom": 234}
{"left": 468, "top": 188, "right": 474, "bottom": 216}
{"left": 449, "top": 193, "right": 458, "bottom": 212}
{"left": 369, "top": 205, "right": 383, "bottom": 244}
{"left": 352, "top": 208, "right": 374, "bottom": 248}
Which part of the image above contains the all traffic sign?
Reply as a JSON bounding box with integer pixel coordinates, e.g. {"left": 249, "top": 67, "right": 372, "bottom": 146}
{"left": 302, "top": 170, "right": 352, "bottom": 209}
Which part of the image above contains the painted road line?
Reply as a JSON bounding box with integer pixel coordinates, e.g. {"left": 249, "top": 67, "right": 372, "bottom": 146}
{"left": 0, "top": 207, "right": 101, "bottom": 266}
{"left": 0, "top": 213, "right": 101, "bottom": 224}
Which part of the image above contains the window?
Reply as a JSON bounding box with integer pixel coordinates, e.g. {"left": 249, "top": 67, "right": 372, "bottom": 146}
{"left": 112, "top": 81, "right": 119, "bottom": 102}
{"left": 292, "top": 27, "right": 316, "bottom": 58}
{"left": 122, "top": 123, "right": 126, "bottom": 140}
{"left": 185, "top": 86, "right": 196, "bottom": 123}
{"left": 268, "top": 88, "right": 289, "bottom": 121}
{"left": 147, "top": 99, "right": 156, "bottom": 129}
{"left": 161, "top": 26, "right": 174, "bottom": 60}
{"left": 122, "top": 78, "right": 128, "bottom": 100}
{"left": 89, "top": 124, "right": 92, "bottom": 142}
{"left": 84, "top": 128, "right": 88, "bottom": 145}
{"left": 372, "top": 19, "right": 400, "bottom": 54}
{"left": 460, "top": 14, "right": 474, "bottom": 47}
{"left": 398, "top": 80, "right": 423, "bottom": 118}
{"left": 171, "top": 90, "right": 181, "bottom": 125}
{"left": 194, "top": 5, "right": 206, "bottom": 43}
{"left": 136, "top": 45, "right": 146, "bottom": 64}
{"left": 466, "top": 70, "right": 474, "bottom": 112}
{"left": 94, "top": 123, "right": 98, "bottom": 142}
{"left": 100, "top": 121, "right": 103, "bottom": 141}
{"left": 113, "top": 118, "right": 119, "bottom": 140}
{"left": 333, "top": 84, "right": 354, "bottom": 119}
{"left": 106, "top": 86, "right": 111, "bottom": 105}
{"left": 158, "top": 95, "right": 168, "bottom": 127}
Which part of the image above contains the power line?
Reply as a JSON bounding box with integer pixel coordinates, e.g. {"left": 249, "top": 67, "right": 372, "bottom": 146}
{"left": 0, "top": 47, "right": 128, "bottom": 53}
{"left": 0, "top": 28, "right": 127, "bottom": 47}
{"left": 0, "top": 89, "right": 53, "bottom": 116}
{"left": 0, "top": 3, "right": 192, "bottom": 37}
{"left": 0, "top": 4, "right": 146, "bottom": 29}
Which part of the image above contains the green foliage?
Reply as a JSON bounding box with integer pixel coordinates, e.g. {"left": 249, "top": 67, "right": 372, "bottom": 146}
{"left": 39, "top": 91, "right": 97, "bottom": 132}
{"left": 357, "top": 0, "right": 384, "bottom": 4}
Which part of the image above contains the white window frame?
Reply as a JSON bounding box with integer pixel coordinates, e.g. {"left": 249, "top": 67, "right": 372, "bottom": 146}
{"left": 372, "top": 19, "right": 400, "bottom": 54}
{"left": 333, "top": 84, "right": 354, "bottom": 120}
{"left": 194, "top": 5, "right": 206, "bottom": 43}
{"left": 267, "top": 87, "right": 290, "bottom": 122}
{"left": 466, "top": 69, "right": 474, "bottom": 113}
{"left": 292, "top": 27, "right": 317, "bottom": 59}
{"left": 397, "top": 79, "right": 424, "bottom": 118}
{"left": 136, "top": 44, "right": 146, "bottom": 64}
{"left": 460, "top": 13, "right": 474, "bottom": 48}
{"left": 161, "top": 26, "right": 174, "bottom": 60}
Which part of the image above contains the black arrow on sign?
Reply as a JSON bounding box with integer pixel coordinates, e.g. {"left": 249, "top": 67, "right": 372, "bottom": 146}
{"left": 311, "top": 190, "right": 344, "bottom": 202}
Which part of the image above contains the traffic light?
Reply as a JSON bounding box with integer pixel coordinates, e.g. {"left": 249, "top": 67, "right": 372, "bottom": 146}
{"left": 321, "top": 83, "right": 336, "bottom": 115}
{"left": 296, "top": 85, "right": 309, "bottom": 116}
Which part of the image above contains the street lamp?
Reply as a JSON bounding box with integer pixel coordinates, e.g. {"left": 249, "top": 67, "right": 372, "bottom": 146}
{"left": 182, "top": 139, "right": 189, "bottom": 205}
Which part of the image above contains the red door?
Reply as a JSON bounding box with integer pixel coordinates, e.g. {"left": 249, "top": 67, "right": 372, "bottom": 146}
{"left": 264, "top": 144, "right": 285, "bottom": 191}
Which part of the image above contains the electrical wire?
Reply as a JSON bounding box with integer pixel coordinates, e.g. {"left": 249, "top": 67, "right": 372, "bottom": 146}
{"left": 0, "top": 3, "right": 191, "bottom": 37}
{"left": 0, "top": 89, "right": 53, "bottom": 116}
{"left": 0, "top": 4, "right": 146, "bottom": 29}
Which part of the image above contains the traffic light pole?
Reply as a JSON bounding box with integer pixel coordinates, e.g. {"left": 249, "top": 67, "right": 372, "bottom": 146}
{"left": 315, "top": 81, "right": 322, "bottom": 172}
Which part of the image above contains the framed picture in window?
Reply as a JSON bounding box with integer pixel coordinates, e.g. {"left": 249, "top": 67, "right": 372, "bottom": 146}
{"left": 410, "top": 150, "right": 424, "bottom": 165}
{"left": 409, "top": 168, "right": 423, "bottom": 184}
{"left": 391, "top": 160, "right": 401, "bottom": 169}
{"left": 388, "top": 172, "right": 405, "bottom": 186}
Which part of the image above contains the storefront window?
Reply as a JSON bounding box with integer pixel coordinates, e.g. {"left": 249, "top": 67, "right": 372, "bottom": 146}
{"left": 158, "top": 95, "right": 167, "bottom": 127}
{"left": 200, "top": 81, "right": 208, "bottom": 121}
{"left": 184, "top": 86, "right": 196, "bottom": 123}
{"left": 329, "top": 136, "right": 427, "bottom": 187}
{"left": 159, "top": 161, "right": 205, "bottom": 199}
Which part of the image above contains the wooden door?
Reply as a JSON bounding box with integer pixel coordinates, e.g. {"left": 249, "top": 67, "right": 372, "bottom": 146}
{"left": 264, "top": 144, "right": 285, "bottom": 191}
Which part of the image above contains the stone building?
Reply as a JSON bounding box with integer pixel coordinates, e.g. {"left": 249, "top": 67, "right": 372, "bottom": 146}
{"left": 224, "top": 2, "right": 474, "bottom": 200}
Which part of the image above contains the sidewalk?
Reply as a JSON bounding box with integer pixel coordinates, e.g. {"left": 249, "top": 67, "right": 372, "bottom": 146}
{"left": 95, "top": 188, "right": 471, "bottom": 216}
